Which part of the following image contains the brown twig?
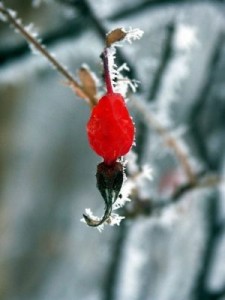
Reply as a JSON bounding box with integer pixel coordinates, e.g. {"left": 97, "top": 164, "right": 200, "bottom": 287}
{"left": 0, "top": 2, "right": 96, "bottom": 107}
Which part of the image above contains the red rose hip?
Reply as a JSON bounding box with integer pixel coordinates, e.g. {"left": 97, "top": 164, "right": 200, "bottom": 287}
{"left": 87, "top": 93, "right": 135, "bottom": 165}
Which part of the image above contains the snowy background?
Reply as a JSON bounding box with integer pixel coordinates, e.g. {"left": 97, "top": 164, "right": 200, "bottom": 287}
{"left": 0, "top": 0, "right": 225, "bottom": 300}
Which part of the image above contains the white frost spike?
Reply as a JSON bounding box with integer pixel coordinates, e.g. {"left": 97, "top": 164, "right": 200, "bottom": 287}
{"left": 113, "top": 180, "right": 133, "bottom": 210}
{"left": 8, "top": 8, "right": 17, "bottom": 18}
{"left": 29, "top": 43, "right": 40, "bottom": 56}
{"left": 25, "top": 23, "right": 39, "bottom": 38}
{"left": 123, "top": 27, "right": 144, "bottom": 44}
{"left": 117, "top": 63, "right": 130, "bottom": 72}
{"left": 108, "top": 213, "right": 125, "bottom": 226}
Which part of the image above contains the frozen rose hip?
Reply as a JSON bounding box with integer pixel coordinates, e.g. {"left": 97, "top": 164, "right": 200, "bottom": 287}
{"left": 87, "top": 93, "right": 135, "bottom": 165}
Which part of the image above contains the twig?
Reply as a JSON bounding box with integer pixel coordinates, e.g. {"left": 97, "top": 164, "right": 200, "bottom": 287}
{"left": 131, "top": 97, "right": 197, "bottom": 184}
{"left": 0, "top": 2, "right": 94, "bottom": 106}
{"left": 125, "top": 173, "right": 223, "bottom": 219}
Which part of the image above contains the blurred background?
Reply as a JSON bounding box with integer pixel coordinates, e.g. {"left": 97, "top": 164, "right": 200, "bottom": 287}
{"left": 0, "top": 0, "right": 225, "bottom": 299}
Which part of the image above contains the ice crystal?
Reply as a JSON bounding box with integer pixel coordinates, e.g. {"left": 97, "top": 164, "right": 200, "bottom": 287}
{"left": 123, "top": 27, "right": 144, "bottom": 44}
{"left": 106, "top": 28, "right": 143, "bottom": 96}
{"left": 25, "top": 23, "right": 39, "bottom": 38}
{"left": 108, "top": 213, "right": 125, "bottom": 226}
{"left": 8, "top": 8, "right": 17, "bottom": 18}
{"left": 113, "top": 180, "right": 134, "bottom": 210}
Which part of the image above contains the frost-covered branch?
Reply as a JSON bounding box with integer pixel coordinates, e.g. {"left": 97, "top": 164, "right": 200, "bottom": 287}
{"left": 0, "top": 1, "right": 98, "bottom": 107}
{"left": 131, "top": 96, "right": 197, "bottom": 184}
{"left": 125, "top": 172, "right": 223, "bottom": 219}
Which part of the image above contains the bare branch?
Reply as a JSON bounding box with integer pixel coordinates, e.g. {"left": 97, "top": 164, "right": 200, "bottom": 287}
{"left": 0, "top": 2, "right": 95, "bottom": 107}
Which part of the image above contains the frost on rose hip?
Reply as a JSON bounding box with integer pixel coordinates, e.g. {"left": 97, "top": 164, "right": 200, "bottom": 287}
{"left": 87, "top": 93, "right": 135, "bottom": 165}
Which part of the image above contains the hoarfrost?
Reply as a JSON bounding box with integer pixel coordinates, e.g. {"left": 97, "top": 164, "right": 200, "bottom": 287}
{"left": 25, "top": 23, "right": 39, "bottom": 39}
{"left": 123, "top": 27, "right": 144, "bottom": 44}
{"left": 8, "top": 8, "right": 17, "bottom": 18}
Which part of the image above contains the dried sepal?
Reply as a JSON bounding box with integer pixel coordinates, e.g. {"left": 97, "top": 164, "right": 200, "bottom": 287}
{"left": 78, "top": 66, "right": 98, "bottom": 105}
{"left": 67, "top": 82, "right": 91, "bottom": 105}
{"left": 66, "top": 65, "right": 99, "bottom": 108}
{"left": 106, "top": 28, "right": 127, "bottom": 47}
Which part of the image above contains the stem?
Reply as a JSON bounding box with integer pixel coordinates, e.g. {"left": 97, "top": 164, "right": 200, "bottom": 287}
{"left": 102, "top": 48, "right": 114, "bottom": 94}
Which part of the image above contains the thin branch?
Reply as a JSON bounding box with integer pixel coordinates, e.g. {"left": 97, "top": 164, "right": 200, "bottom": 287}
{"left": 0, "top": 2, "right": 95, "bottom": 106}
{"left": 125, "top": 173, "right": 223, "bottom": 219}
{"left": 131, "top": 96, "right": 197, "bottom": 184}
{"left": 0, "top": 18, "right": 85, "bottom": 66}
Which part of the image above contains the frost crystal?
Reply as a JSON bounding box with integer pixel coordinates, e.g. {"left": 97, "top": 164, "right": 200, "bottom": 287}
{"left": 108, "top": 213, "right": 125, "bottom": 226}
{"left": 123, "top": 27, "right": 144, "bottom": 44}
{"left": 25, "top": 23, "right": 39, "bottom": 38}
{"left": 105, "top": 27, "right": 143, "bottom": 96}
{"left": 8, "top": 8, "right": 17, "bottom": 18}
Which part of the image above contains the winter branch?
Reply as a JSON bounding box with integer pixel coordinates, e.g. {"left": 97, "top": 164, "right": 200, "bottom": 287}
{"left": 0, "top": 1, "right": 97, "bottom": 107}
{"left": 131, "top": 96, "right": 197, "bottom": 184}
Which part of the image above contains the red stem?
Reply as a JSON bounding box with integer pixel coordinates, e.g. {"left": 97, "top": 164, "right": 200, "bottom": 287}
{"left": 102, "top": 48, "right": 114, "bottom": 94}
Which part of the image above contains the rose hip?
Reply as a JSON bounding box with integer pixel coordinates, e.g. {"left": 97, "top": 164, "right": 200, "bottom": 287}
{"left": 87, "top": 92, "right": 135, "bottom": 165}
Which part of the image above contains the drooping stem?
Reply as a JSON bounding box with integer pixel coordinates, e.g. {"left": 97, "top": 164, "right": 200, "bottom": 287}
{"left": 102, "top": 47, "right": 114, "bottom": 94}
